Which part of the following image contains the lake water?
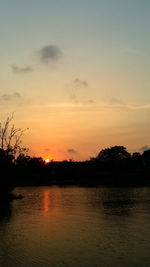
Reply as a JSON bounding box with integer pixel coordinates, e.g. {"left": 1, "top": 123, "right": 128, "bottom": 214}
{"left": 0, "top": 186, "right": 150, "bottom": 267}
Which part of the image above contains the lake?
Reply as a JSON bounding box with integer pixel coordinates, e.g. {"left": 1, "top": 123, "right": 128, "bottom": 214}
{"left": 0, "top": 186, "right": 150, "bottom": 267}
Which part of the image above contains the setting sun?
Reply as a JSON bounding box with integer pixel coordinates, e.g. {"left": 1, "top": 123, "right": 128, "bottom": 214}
{"left": 45, "top": 159, "right": 50, "bottom": 164}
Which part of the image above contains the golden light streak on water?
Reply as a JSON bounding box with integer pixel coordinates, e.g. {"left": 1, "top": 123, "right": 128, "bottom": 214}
{"left": 44, "top": 190, "right": 50, "bottom": 212}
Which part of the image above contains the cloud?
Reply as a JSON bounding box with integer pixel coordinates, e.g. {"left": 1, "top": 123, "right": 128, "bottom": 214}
{"left": 107, "top": 98, "right": 150, "bottom": 110}
{"left": 67, "top": 149, "right": 77, "bottom": 154}
{"left": 67, "top": 78, "right": 89, "bottom": 104}
{"left": 139, "top": 146, "right": 150, "bottom": 152}
{"left": 69, "top": 94, "right": 95, "bottom": 105}
{"left": 109, "top": 98, "right": 124, "bottom": 105}
{"left": 69, "top": 94, "right": 79, "bottom": 103}
{"left": 111, "top": 102, "right": 150, "bottom": 110}
{"left": 87, "top": 99, "right": 95, "bottom": 104}
{"left": 72, "top": 78, "right": 88, "bottom": 89}
{"left": 38, "top": 45, "right": 62, "bottom": 63}
{"left": 127, "top": 103, "right": 150, "bottom": 110}
{"left": 11, "top": 65, "right": 33, "bottom": 74}
{"left": 0, "top": 92, "right": 21, "bottom": 101}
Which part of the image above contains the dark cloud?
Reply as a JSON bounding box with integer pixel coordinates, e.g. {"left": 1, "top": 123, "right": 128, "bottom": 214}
{"left": 44, "top": 148, "right": 50, "bottom": 151}
{"left": 0, "top": 92, "right": 21, "bottom": 101}
{"left": 38, "top": 45, "right": 62, "bottom": 63}
{"left": 67, "top": 149, "right": 77, "bottom": 154}
{"left": 139, "top": 146, "right": 150, "bottom": 152}
{"left": 72, "top": 78, "right": 88, "bottom": 89}
{"left": 11, "top": 65, "right": 33, "bottom": 74}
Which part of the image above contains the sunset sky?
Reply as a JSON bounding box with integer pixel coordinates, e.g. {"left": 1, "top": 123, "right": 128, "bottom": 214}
{"left": 1, "top": 0, "right": 150, "bottom": 161}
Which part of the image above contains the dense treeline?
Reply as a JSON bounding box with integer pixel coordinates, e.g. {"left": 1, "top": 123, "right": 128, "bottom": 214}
{"left": 1, "top": 145, "right": 150, "bottom": 188}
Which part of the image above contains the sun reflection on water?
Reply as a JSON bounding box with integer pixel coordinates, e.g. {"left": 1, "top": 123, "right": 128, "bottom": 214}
{"left": 44, "top": 190, "right": 50, "bottom": 212}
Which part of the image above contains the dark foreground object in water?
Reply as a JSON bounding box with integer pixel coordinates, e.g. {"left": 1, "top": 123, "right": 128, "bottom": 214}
{"left": 9, "top": 193, "right": 24, "bottom": 200}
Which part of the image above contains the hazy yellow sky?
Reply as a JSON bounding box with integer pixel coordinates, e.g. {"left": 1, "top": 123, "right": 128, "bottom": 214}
{"left": 1, "top": 0, "right": 150, "bottom": 160}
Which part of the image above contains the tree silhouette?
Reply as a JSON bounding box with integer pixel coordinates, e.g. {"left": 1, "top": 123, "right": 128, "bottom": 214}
{"left": 0, "top": 114, "right": 28, "bottom": 201}
{"left": 96, "top": 146, "right": 130, "bottom": 161}
{"left": 0, "top": 113, "right": 28, "bottom": 159}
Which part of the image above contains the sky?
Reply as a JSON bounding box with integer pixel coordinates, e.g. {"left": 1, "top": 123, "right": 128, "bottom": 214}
{"left": 1, "top": 0, "right": 150, "bottom": 161}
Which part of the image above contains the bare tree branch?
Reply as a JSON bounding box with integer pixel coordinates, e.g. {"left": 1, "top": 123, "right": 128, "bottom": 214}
{"left": 0, "top": 113, "right": 28, "bottom": 159}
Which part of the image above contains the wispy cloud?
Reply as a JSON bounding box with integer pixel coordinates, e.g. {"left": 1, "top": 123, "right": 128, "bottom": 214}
{"left": 11, "top": 65, "right": 33, "bottom": 74}
{"left": 87, "top": 99, "right": 95, "bottom": 104}
{"left": 139, "top": 146, "right": 150, "bottom": 152}
{"left": 109, "top": 98, "right": 124, "bottom": 105}
{"left": 70, "top": 78, "right": 88, "bottom": 90}
{"left": 69, "top": 96, "right": 95, "bottom": 105}
{"left": 0, "top": 92, "right": 21, "bottom": 101}
{"left": 107, "top": 98, "right": 150, "bottom": 110}
{"left": 29, "top": 102, "right": 97, "bottom": 114}
{"left": 127, "top": 103, "right": 150, "bottom": 110}
{"left": 111, "top": 102, "right": 150, "bottom": 110}
{"left": 30, "top": 100, "right": 150, "bottom": 113}
{"left": 31, "top": 103, "right": 80, "bottom": 109}
{"left": 38, "top": 45, "right": 62, "bottom": 64}
{"left": 69, "top": 94, "right": 78, "bottom": 103}
{"left": 67, "top": 149, "right": 77, "bottom": 154}
{"left": 67, "top": 78, "right": 90, "bottom": 104}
